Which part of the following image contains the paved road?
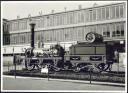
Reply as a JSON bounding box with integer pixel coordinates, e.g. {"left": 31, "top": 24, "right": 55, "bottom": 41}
{"left": 2, "top": 75, "right": 125, "bottom": 92}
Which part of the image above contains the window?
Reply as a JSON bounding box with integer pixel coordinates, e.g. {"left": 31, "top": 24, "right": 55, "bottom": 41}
{"left": 120, "top": 5, "right": 124, "bottom": 17}
{"left": 64, "top": 29, "right": 68, "bottom": 41}
{"left": 63, "top": 13, "right": 66, "bottom": 25}
{"left": 116, "top": 24, "right": 120, "bottom": 36}
{"left": 112, "top": 23, "right": 124, "bottom": 37}
{"left": 93, "top": 9, "right": 96, "bottom": 21}
{"left": 97, "top": 8, "right": 101, "bottom": 20}
{"left": 102, "top": 8, "right": 105, "bottom": 19}
{"left": 85, "top": 10, "right": 89, "bottom": 22}
{"left": 111, "top": 6, "right": 116, "bottom": 18}
{"left": 106, "top": 7, "right": 110, "bottom": 19}
{"left": 47, "top": 16, "right": 50, "bottom": 27}
{"left": 74, "top": 11, "right": 78, "bottom": 24}
{"left": 102, "top": 25, "right": 109, "bottom": 37}
{"left": 50, "top": 15, "right": 53, "bottom": 26}
{"left": 60, "top": 14, "right": 63, "bottom": 25}
{"left": 69, "top": 12, "right": 74, "bottom": 24}
{"left": 89, "top": 10, "right": 93, "bottom": 21}
{"left": 97, "top": 25, "right": 102, "bottom": 34}
{"left": 78, "top": 11, "right": 81, "bottom": 23}
{"left": 21, "top": 34, "right": 25, "bottom": 43}
{"left": 58, "top": 15, "right": 61, "bottom": 26}
{"left": 116, "top": 6, "right": 119, "bottom": 18}
{"left": 121, "top": 23, "right": 124, "bottom": 36}
{"left": 61, "top": 13, "right": 64, "bottom": 25}
{"left": 67, "top": 13, "right": 70, "bottom": 24}
{"left": 9, "top": 23, "right": 12, "bottom": 31}
{"left": 112, "top": 24, "right": 116, "bottom": 37}
{"left": 12, "top": 23, "right": 15, "bottom": 31}
{"left": 81, "top": 10, "right": 85, "bottom": 23}
{"left": 43, "top": 16, "right": 47, "bottom": 27}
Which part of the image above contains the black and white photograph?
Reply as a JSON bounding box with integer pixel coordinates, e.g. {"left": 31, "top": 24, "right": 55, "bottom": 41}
{"left": 1, "top": 0, "right": 127, "bottom": 92}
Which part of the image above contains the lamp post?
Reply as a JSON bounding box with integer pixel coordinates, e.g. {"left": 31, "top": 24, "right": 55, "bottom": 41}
{"left": 29, "top": 21, "right": 36, "bottom": 48}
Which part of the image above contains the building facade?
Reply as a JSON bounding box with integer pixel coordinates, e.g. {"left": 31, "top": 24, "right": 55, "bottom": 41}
{"left": 3, "top": 2, "right": 126, "bottom": 54}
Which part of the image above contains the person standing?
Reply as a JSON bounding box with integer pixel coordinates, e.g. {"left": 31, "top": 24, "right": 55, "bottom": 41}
{"left": 114, "top": 49, "right": 119, "bottom": 63}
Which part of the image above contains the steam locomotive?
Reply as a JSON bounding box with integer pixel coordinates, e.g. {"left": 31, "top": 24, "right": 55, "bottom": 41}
{"left": 10, "top": 22, "right": 118, "bottom": 72}
{"left": 24, "top": 32, "right": 115, "bottom": 72}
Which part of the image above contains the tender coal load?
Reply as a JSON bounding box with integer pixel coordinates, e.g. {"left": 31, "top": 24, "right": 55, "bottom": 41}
{"left": 85, "top": 32, "right": 103, "bottom": 43}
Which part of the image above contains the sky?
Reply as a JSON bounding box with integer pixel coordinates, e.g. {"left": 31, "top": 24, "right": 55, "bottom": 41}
{"left": 1, "top": 1, "right": 125, "bottom": 20}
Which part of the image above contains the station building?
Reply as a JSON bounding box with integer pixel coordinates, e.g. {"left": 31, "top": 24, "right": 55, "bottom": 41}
{"left": 3, "top": 2, "right": 126, "bottom": 54}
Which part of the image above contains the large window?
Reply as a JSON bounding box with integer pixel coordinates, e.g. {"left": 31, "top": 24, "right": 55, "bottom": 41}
{"left": 112, "top": 23, "right": 124, "bottom": 37}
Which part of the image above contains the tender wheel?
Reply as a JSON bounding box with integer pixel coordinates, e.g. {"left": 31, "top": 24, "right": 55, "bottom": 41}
{"left": 53, "top": 66, "right": 61, "bottom": 72}
{"left": 73, "top": 64, "right": 81, "bottom": 72}
{"left": 73, "top": 67, "right": 81, "bottom": 72}
{"left": 73, "top": 63, "right": 88, "bottom": 72}
{"left": 63, "top": 61, "right": 72, "bottom": 70}
{"left": 97, "top": 63, "right": 110, "bottom": 71}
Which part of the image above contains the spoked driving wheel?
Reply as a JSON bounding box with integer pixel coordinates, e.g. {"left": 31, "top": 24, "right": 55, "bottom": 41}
{"left": 25, "top": 58, "right": 35, "bottom": 71}
{"left": 97, "top": 63, "right": 110, "bottom": 72}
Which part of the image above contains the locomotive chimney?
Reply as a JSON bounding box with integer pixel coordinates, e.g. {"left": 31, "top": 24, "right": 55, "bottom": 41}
{"left": 29, "top": 21, "right": 36, "bottom": 48}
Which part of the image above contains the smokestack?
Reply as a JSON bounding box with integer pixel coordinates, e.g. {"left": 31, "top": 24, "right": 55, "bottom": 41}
{"left": 29, "top": 21, "right": 36, "bottom": 48}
